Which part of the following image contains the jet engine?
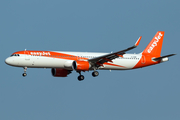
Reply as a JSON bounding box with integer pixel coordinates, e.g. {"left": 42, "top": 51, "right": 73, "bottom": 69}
{"left": 72, "top": 61, "right": 91, "bottom": 71}
{"left": 51, "top": 68, "right": 71, "bottom": 77}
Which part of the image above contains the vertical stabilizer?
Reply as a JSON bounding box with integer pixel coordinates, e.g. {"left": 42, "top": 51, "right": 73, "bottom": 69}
{"left": 142, "top": 31, "right": 164, "bottom": 57}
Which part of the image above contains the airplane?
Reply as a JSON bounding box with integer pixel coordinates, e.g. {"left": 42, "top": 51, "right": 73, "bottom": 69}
{"left": 5, "top": 31, "right": 175, "bottom": 81}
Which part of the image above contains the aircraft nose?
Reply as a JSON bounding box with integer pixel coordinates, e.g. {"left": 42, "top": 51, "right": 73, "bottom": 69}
{"left": 5, "top": 57, "right": 12, "bottom": 65}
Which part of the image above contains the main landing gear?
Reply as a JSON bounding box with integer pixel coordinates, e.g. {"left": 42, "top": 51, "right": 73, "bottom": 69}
{"left": 78, "top": 75, "right": 84, "bottom": 81}
{"left": 22, "top": 67, "right": 27, "bottom": 77}
{"left": 77, "top": 71, "right": 84, "bottom": 81}
{"left": 77, "top": 71, "right": 99, "bottom": 81}
{"left": 92, "top": 71, "right": 99, "bottom": 77}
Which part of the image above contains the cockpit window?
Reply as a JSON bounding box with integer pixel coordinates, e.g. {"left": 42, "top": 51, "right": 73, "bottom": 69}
{"left": 11, "top": 54, "right": 20, "bottom": 56}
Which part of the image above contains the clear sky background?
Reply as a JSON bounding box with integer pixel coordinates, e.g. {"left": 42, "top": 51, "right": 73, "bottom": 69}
{"left": 0, "top": 0, "right": 180, "bottom": 120}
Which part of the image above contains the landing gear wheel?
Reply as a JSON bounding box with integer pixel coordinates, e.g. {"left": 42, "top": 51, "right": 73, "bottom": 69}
{"left": 78, "top": 75, "right": 84, "bottom": 81}
{"left": 92, "top": 71, "right": 99, "bottom": 77}
{"left": 22, "top": 73, "right": 27, "bottom": 77}
{"left": 22, "top": 67, "right": 27, "bottom": 77}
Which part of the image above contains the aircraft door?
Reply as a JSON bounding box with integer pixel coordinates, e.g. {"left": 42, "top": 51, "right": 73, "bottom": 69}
{"left": 141, "top": 55, "right": 146, "bottom": 64}
{"left": 24, "top": 50, "right": 30, "bottom": 60}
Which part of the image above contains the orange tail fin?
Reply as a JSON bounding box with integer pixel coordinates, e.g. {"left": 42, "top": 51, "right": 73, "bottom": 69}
{"left": 142, "top": 31, "right": 164, "bottom": 57}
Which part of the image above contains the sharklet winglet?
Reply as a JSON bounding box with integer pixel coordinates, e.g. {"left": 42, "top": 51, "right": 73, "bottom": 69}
{"left": 135, "top": 36, "right": 142, "bottom": 46}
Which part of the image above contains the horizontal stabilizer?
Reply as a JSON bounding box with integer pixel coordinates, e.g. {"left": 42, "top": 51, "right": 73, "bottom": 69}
{"left": 153, "top": 54, "right": 176, "bottom": 61}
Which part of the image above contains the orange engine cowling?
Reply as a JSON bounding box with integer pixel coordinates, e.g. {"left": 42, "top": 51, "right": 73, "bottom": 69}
{"left": 72, "top": 61, "right": 91, "bottom": 71}
{"left": 51, "top": 68, "right": 71, "bottom": 77}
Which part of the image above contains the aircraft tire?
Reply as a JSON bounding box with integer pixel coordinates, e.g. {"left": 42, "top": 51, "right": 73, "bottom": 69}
{"left": 92, "top": 71, "right": 99, "bottom": 77}
{"left": 22, "top": 73, "right": 27, "bottom": 77}
{"left": 78, "top": 75, "right": 84, "bottom": 81}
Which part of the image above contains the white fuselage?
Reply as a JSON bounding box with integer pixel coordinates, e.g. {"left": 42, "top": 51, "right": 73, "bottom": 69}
{"left": 5, "top": 51, "right": 142, "bottom": 70}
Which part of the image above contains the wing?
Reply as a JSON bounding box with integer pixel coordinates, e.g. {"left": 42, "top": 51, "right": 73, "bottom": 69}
{"left": 88, "top": 36, "right": 142, "bottom": 68}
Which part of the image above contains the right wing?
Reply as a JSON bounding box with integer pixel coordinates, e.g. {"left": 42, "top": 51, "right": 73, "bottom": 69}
{"left": 88, "top": 36, "right": 142, "bottom": 68}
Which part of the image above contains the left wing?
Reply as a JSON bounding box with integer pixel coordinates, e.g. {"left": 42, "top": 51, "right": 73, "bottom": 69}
{"left": 88, "top": 36, "right": 142, "bottom": 68}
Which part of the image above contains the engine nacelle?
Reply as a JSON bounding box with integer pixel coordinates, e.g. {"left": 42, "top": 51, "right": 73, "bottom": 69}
{"left": 161, "top": 57, "right": 169, "bottom": 63}
{"left": 51, "top": 68, "right": 71, "bottom": 77}
{"left": 72, "top": 61, "right": 91, "bottom": 71}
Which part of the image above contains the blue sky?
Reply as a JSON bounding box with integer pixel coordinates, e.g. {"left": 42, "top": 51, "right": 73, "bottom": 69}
{"left": 0, "top": 0, "right": 180, "bottom": 120}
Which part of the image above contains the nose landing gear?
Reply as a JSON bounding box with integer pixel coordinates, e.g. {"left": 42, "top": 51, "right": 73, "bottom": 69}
{"left": 22, "top": 67, "right": 27, "bottom": 77}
